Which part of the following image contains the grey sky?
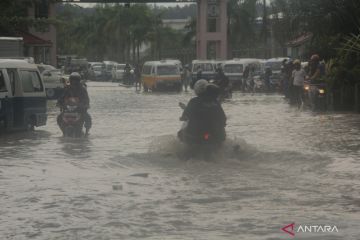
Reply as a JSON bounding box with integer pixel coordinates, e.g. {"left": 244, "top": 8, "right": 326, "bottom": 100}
{"left": 76, "top": 3, "right": 191, "bottom": 7}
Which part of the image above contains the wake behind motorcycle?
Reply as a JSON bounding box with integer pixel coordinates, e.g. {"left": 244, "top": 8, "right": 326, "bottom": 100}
{"left": 59, "top": 97, "right": 85, "bottom": 137}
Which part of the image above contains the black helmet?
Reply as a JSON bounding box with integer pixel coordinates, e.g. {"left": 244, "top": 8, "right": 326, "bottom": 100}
{"left": 69, "top": 72, "right": 81, "bottom": 82}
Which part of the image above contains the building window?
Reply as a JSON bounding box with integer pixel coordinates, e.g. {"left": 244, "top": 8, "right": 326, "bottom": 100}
{"left": 207, "top": 17, "right": 221, "bottom": 33}
{"left": 207, "top": 41, "right": 217, "bottom": 59}
{"left": 35, "top": 1, "right": 49, "bottom": 19}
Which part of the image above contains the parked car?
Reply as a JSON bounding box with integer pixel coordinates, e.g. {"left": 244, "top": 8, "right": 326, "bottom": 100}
{"left": 88, "top": 62, "right": 105, "bottom": 81}
{"left": 265, "top": 57, "right": 290, "bottom": 89}
{"left": 65, "top": 58, "right": 88, "bottom": 77}
{"left": 0, "top": 59, "right": 47, "bottom": 132}
{"left": 103, "top": 61, "right": 117, "bottom": 81}
{"left": 111, "top": 63, "right": 127, "bottom": 81}
{"left": 40, "top": 68, "right": 66, "bottom": 99}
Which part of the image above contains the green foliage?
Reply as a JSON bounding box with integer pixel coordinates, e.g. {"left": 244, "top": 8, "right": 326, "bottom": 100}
{"left": 0, "top": 0, "right": 55, "bottom": 34}
{"left": 322, "top": 30, "right": 360, "bottom": 92}
{"left": 227, "top": 0, "right": 260, "bottom": 48}
{"left": 56, "top": 4, "right": 188, "bottom": 62}
{"left": 271, "top": 0, "right": 360, "bottom": 60}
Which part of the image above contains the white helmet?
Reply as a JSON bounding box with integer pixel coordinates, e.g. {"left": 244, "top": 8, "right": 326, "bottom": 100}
{"left": 69, "top": 72, "right": 81, "bottom": 81}
{"left": 194, "top": 79, "right": 208, "bottom": 96}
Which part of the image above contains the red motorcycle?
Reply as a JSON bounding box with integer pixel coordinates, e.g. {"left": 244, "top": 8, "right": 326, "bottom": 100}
{"left": 59, "top": 97, "right": 85, "bottom": 137}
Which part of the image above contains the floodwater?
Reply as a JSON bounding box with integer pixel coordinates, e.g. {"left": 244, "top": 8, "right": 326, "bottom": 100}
{"left": 0, "top": 81, "right": 359, "bottom": 240}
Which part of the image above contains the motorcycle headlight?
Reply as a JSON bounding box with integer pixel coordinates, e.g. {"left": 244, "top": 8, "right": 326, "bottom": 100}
{"left": 304, "top": 85, "right": 309, "bottom": 91}
{"left": 319, "top": 89, "right": 325, "bottom": 94}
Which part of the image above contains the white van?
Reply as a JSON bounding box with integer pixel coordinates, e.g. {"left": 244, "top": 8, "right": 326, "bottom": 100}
{"left": 265, "top": 57, "right": 290, "bottom": 85}
{"left": 0, "top": 59, "right": 47, "bottom": 132}
{"left": 223, "top": 58, "right": 262, "bottom": 89}
{"left": 191, "top": 60, "right": 216, "bottom": 83}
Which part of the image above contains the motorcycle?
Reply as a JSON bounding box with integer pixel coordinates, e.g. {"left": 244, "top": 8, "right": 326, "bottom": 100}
{"left": 209, "top": 79, "right": 232, "bottom": 102}
{"left": 308, "top": 83, "right": 327, "bottom": 111}
{"left": 253, "top": 76, "right": 264, "bottom": 92}
{"left": 218, "top": 85, "right": 232, "bottom": 102}
{"left": 59, "top": 97, "right": 85, "bottom": 137}
{"left": 302, "top": 80, "right": 311, "bottom": 106}
{"left": 177, "top": 102, "right": 225, "bottom": 147}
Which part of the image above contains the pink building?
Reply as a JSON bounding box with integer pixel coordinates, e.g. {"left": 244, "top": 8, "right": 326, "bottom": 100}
{"left": 27, "top": 1, "right": 57, "bottom": 66}
{"left": 196, "top": 0, "right": 227, "bottom": 60}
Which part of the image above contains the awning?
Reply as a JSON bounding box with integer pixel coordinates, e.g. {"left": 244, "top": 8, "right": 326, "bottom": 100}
{"left": 16, "top": 31, "right": 52, "bottom": 47}
{"left": 287, "top": 33, "right": 313, "bottom": 47}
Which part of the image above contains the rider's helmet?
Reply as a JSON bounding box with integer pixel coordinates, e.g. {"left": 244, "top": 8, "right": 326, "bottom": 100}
{"left": 194, "top": 79, "right": 208, "bottom": 96}
{"left": 310, "top": 54, "right": 320, "bottom": 62}
{"left": 206, "top": 83, "right": 220, "bottom": 99}
{"left": 293, "top": 59, "right": 301, "bottom": 65}
{"left": 69, "top": 72, "right": 81, "bottom": 83}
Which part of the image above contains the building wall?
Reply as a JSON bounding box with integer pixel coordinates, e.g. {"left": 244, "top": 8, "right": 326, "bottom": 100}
{"left": 196, "top": 0, "right": 227, "bottom": 60}
{"left": 28, "top": 3, "right": 57, "bottom": 66}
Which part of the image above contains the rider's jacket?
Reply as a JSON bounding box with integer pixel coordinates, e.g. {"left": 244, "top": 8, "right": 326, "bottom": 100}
{"left": 58, "top": 85, "right": 90, "bottom": 111}
{"left": 181, "top": 96, "right": 226, "bottom": 138}
{"left": 215, "top": 70, "right": 229, "bottom": 90}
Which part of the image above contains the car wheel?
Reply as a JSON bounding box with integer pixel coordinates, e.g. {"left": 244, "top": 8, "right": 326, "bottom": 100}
{"left": 26, "top": 116, "right": 35, "bottom": 131}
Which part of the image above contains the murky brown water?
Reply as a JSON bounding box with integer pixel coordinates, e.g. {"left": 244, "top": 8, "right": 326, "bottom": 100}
{"left": 0, "top": 82, "right": 359, "bottom": 239}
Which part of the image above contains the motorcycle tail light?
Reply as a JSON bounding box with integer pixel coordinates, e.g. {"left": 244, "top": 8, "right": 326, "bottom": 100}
{"left": 204, "top": 132, "right": 210, "bottom": 141}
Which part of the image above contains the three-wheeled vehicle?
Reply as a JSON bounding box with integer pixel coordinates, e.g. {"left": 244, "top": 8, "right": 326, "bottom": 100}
{"left": 0, "top": 59, "right": 47, "bottom": 132}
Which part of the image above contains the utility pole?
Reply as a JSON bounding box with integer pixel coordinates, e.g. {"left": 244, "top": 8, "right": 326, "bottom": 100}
{"left": 262, "top": 0, "right": 268, "bottom": 58}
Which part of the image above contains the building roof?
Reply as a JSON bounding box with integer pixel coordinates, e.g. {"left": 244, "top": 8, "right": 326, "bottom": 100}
{"left": 16, "top": 32, "right": 52, "bottom": 46}
{"left": 0, "top": 59, "right": 38, "bottom": 69}
{"left": 287, "top": 33, "right": 313, "bottom": 47}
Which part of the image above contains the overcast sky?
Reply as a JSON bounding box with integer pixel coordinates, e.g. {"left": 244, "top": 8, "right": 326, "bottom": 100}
{"left": 75, "top": 3, "right": 191, "bottom": 8}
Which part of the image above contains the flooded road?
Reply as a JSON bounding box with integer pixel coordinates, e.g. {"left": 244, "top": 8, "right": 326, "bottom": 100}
{"left": 1, "top": 82, "right": 360, "bottom": 240}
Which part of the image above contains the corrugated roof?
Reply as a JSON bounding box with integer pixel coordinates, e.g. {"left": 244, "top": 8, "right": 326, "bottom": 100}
{"left": 287, "top": 33, "right": 313, "bottom": 47}
{"left": 16, "top": 32, "right": 52, "bottom": 46}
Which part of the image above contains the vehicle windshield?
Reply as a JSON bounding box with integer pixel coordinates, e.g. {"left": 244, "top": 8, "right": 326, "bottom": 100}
{"left": 193, "top": 63, "right": 214, "bottom": 72}
{"left": 50, "top": 70, "right": 61, "bottom": 75}
{"left": 265, "top": 61, "right": 282, "bottom": 71}
{"left": 117, "top": 65, "right": 125, "bottom": 70}
{"left": 38, "top": 65, "right": 56, "bottom": 73}
{"left": 106, "top": 65, "right": 114, "bottom": 71}
{"left": 93, "top": 66, "right": 102, "bottom": 71}
{"left": 157, "top": 65, "right": 179, "bottom": 75}
{"left": 224, "top": 64, "right": 243, "bottom": 73}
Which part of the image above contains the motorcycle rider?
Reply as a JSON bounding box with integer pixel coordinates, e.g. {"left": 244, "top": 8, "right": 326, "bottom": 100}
{"left": 57, "top": 72, "right": 92, "bottom": 136}
{"left": 124, "top": 63, "right": 132, "bottom": 85}
{"left": 292, "top": 60, "right": 306, "bottom": 108}
{"left": 307, "top": 54, "right": 325, "bottom": 83}
{"left": 242, "top": 65, "right": 249, "bottom": 91}
{"left": 182, "top": 64, "right": 191, "bottom": 91}
{"left": 264, "top": 66, "right": 272, "bottom": 92}
{"left": 178, "top": 79, "right": 226, "bottom": 144}
{"left": 214, "top": 65, "right": 230, "bottom": 100}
